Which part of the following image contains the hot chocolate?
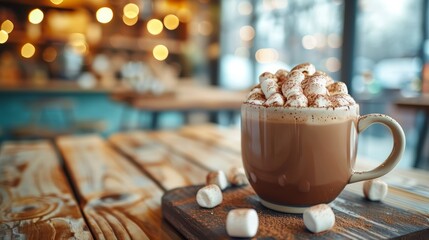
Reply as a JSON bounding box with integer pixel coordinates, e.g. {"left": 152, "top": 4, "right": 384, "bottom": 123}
{"left": 241, "top": 105, "right": 359, "bottom": 206}
{"left": 241, "top": 63, "right": 405, "bottom": 213}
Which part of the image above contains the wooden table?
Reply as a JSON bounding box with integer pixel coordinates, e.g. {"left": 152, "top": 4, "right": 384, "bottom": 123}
{"left": 395, "top": 94, "right": 429, "bottom": 168}
{"left": 112, "top": 82, "right": 248, "bottom": 129}
{"left": 1, "top": 124, "right": 428, "bottom": 239}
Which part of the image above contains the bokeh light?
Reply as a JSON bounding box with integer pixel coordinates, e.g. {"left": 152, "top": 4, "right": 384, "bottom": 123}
{"left": 302, "top": 35, "right": 317, "bottom": 50}
{"left": 238, "top": 1, "right": 253, "bottom": 15}
{"left": 198, "top": 21, "right": 212, "bottom": 36}
{"left": 50, "top": 0, "right": 63, "bottom": 5}
{"left": 43, "top": 47, "right": 57, "bottom": 62}
{"left": 96, "top": 7, "right": 113, "bottom": 24}
{"left": 255, "top": 48, "right": 279, "bottom": 63}
{"left": 325, "top": 57, "right": 341, "bottom": 72}
{"left": 328, "top": 33, "right": 342, "bottom": 48}
{"left": 123, "top": 3, "right": 139, "bottom": 19}
{"left": 21, "top": 43, "right": 36, "bottom": 58}
{"left": 123, "top": 15, "right": 138, "bottom": 26}
{"left": 239, "top": 25, "right": 255, "bottom": 41}
{"left": 147, "top": 19, "right": 163, "bottom": 35}
{"left": 163, "top": 14, "right": 179, "bottom": 30}
{"left": 153, "top": 45, "right": 169, "bottom": 61}
{"left": 28, "top": 8, "right": 44, "bottom": 24}
{"left": 0, "top": 30, "right": 8, "bottom": 44}
{"left": 1, "top": 20, "right": 14, "bottom": 33}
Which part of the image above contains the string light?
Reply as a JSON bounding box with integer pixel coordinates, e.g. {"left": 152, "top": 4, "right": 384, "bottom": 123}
{"left": 28, "top": 8, "right": 44, "bottom": 24}
{"left": 96, "top": 7, "right": 113, "bottom": 24}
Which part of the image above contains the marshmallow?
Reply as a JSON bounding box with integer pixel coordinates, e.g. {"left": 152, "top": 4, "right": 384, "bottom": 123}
{"left": 330, "top": 95, "right": 351, "bottom": 107}
{"left": 304, "top": 82, "right": 328, "bottom": 96}
{"left": 291, "top": 63, "right": 316, "bottom": 76}
{"left": 303, "top": 204, "right": 335, "bottom": 233}
{"left": 337, "top": 93, "right": 356, "bottom": 105}
{"left": 285, "top": 93, "right": 308, "bottom": 107}
{"left": 228, "top": 167, "right": 249, "bottom": 186}
{"left": 196, "top": 184, "right": 223, "bottom": 208}
{"left": 275, "top": 69, "right": 289, "bottom": 83}
{"left": 327, "top": 82, "right": 348, "bottom": 95}
{"left": 261, "top": 78, "right": 280, "bottom": 99}
{"left": 307, "top": 74, "right": 329, "bottom": 86}
{"left": 264, "top": 92, "right": 285, "bottom": 107}
{"left": 259, "top": 72, "right": 276, "bottom": 84}
{"left": 206, "top": 170, "right": 229, "bottom": 190}
{"left": 247, "top": 99, "right": 265, "bottom": 105}
{"left": 282, "top": 85, "right": 303, "bottom": 99}
{"left": 246, "top": 88, "right": 266, "bottom": 105}
{"left": 308, "top": 94, "right": 332, "bottom": 108}
{"left": 246, "top": 87, "right": 263, "bottom": 99}
{"left": 287, "top": 70, "right": 306, "bottom": 83}
{"left": 363, "top": 179, "right": 388, "bottom": 201}
{"left": 226, "top": 209, "right": 259, "bottom": 238}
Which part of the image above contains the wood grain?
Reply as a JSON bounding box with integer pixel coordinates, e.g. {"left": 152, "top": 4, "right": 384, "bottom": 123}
{"left": 56, "top": 135, "right": 182, "bottom": 240}
{"left": 163, "top": 185, "right": 429, "bottom": 240}
{"left": 109, "top": 131, "right": 207, "bottom": 191}
{"left": 0, "top": 141, "right": 92, "bottom": 239}
{"left": 155, "top": 131, "right": 242, "bottom": 172}
{"left": 179, "top": 124, "right": 241, "bottom": 155}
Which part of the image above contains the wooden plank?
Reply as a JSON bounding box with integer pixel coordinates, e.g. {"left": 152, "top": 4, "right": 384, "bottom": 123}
{"left": 179, "top": 124, "right": 241, "bottom": 155}
{"left": 0, "top": 141, "right": 92, "bottom": 239}
{"left": 109, "top": 131, "right": 207, "bottom": 190}
{"left": 162, "top": 185, "right": 429, "bottom": 239}
{"left": 155, "top": 131, "right": 242, "bottom": 172}
{"left": 56, "top": 135, "right": 182, "bottom": 240}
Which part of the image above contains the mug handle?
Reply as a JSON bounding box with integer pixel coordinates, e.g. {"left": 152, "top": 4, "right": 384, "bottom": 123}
{"left": 349, "top": 114, "right": 406, "bottom": 183}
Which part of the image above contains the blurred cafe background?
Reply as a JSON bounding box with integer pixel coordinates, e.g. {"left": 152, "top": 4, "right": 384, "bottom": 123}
{"left": 0, "top": 0, "right": 428, "bottom": 170}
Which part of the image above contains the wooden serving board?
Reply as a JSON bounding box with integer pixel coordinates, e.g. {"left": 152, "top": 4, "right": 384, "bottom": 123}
{"left": 162, "top": 185, "right": 429, "bottom": 239}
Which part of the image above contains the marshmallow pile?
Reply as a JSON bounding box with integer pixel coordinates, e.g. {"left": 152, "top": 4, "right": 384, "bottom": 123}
{"left": 196, "top": 167, "right": 257, "bottom": 237}
{"left": 196, "top": 167, "right": 250, "bottom": 209}
{"left": 246, "top": 63, "right": 356, "bottom": 108}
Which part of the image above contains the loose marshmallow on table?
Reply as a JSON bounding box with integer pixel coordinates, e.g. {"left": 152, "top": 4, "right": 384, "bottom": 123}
{"left": 206, "top": 170, "right": 229, "bottom": 190}
{"left": 228, "top": 166, "right": 249, "bottom": 186}
{"left": 196, "top": 184, "right": 223, "bottom": 208}
{"left": 303, "top": 204, "right": 335, "bottom": 233}
{"left": 363, "top": 179, "right": 388, "bottom": 201}
{"left": 226, "top": 208, "right": 259, "bottom": 238}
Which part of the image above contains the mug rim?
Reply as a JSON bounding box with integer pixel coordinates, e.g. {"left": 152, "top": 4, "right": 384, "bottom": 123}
{"left": 241, "top": 102, "right": 359, "bottom": 113}
{"left": 241, "top": 103, "right": 359, "bottom": 124}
